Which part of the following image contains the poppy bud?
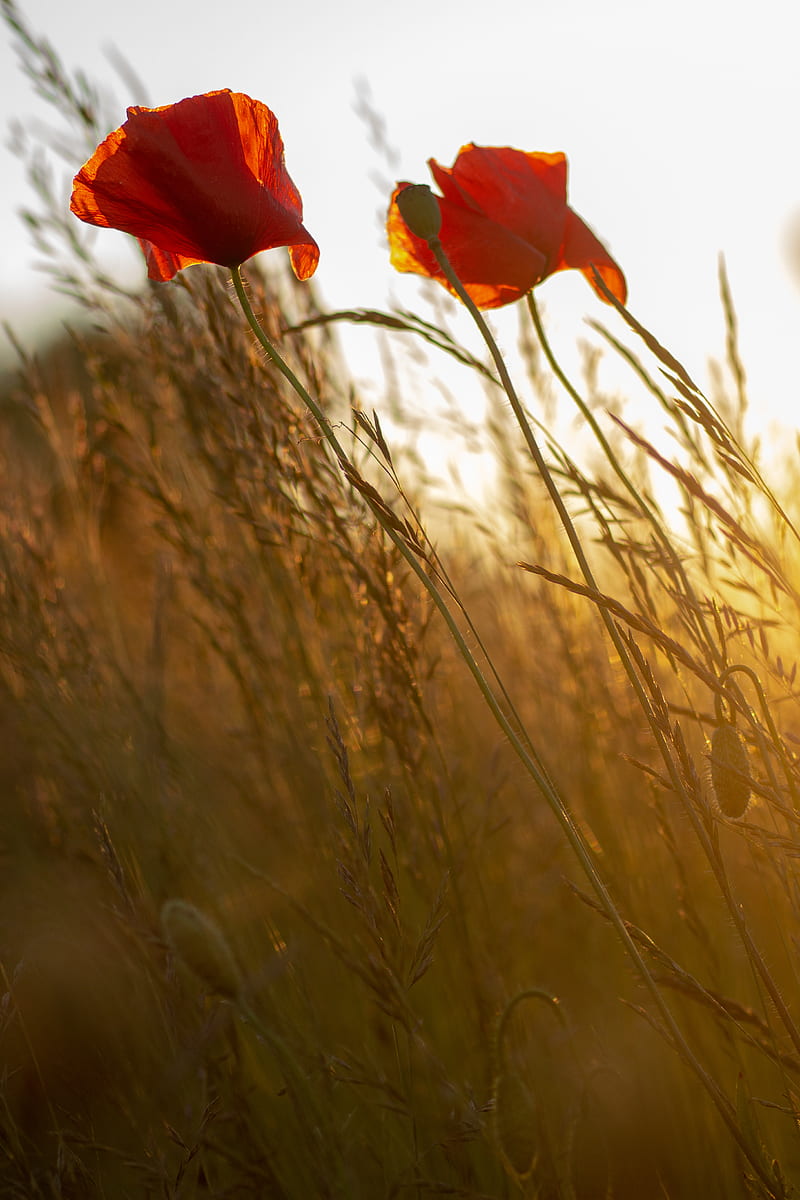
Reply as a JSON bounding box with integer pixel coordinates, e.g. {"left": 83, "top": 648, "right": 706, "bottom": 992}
{"left": 395, "top": 184, "right": 442, "bottom": 241}
{"left": 161, "top": 899, "right": 242, "bottom": 999}
{"left": 709, "top": 724, "right": 751, "bottom": 819}
{"left": 387, "top": 145, "right": 627, "bottom": 309}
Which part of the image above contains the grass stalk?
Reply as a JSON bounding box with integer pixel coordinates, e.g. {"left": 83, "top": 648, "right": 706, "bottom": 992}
{"left": 232, "top": 261, "right": 781, "bottom": 1194}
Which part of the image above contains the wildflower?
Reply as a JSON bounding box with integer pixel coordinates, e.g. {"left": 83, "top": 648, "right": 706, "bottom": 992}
{"left": 71, "top": 89, "right": 319, "bottom": 282}
{"left": 387, "top": 144, "right": 626, "bottom": 309}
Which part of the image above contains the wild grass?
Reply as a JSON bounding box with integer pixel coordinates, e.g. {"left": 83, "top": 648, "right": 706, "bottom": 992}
{"left": 4, "top": 5, "right": 800, "bottom": 1197}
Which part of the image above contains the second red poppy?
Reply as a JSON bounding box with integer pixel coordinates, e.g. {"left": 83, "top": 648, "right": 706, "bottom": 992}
{"left": 388, "top": 144, "right": 626, "bottom": 309}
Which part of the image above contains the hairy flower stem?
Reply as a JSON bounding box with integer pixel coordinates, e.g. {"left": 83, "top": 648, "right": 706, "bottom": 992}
{"left": 424, "top": 241, "right": 782, "bottom": 1195}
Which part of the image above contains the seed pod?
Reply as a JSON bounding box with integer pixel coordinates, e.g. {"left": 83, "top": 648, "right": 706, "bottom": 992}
{"left": 710, "top": 724, "right": 751, "bottom": 818}
{"left": 161, "top": 899, "right": 242, "bottom": 1000}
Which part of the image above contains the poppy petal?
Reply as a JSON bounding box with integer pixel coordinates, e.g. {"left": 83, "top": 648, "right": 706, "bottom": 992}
{"left": 71, "top": 90, "right": 318, "bottom": 279}
{"left": 428, "top": 155, "right": 484, "bottom": 214}
{"left": 137, "top": 239, "right": 204, "bottom": 282}
{"left": 388, "top": 185, "right": 547, "bottom": 310}
{"left": 555, "top": 208, "right": 628, "bottom": 304}
{"left": 388, "top": 143, "right": 626, "bottom": 308}
{"left": 442, "top": 145, "right": 569, "bottom": 269}
{"left": 288, "top": 242, "right": 320, "bottom": 281}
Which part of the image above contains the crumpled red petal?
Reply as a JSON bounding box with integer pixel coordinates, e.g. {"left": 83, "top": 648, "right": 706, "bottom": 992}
{"left": 555, "top": 208, "right": 628, "bottom": 304}
{"left": 388, "top": 143, "right": 626, "bottom": 309}
{"left": 388, "top": 184, "right": 547, "bottom": 310}
{"left": 71, "top": 89, "right": 319, "bottom": 281}
{"left": 431, "top": 146, "right": 568, "bottom": 270}
{"left": 138, "top": 240, "right": 204, "bottom": 282}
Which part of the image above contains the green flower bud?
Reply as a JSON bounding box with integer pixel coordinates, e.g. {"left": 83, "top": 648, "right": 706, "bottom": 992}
{"left": 395, "top": 184, "right": 442, "bottom": 241}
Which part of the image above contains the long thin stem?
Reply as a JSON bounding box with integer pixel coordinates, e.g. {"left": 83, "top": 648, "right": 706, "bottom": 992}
{"left": 422, "top": 243, "right": 784, "bottom": 1194}
{"left": 230, "top": 264, "right": 781, "bottom": 1194}
{"left": 231, "top": 268, "right": 557, "bottom": 813}
{"left": 526, "top": 292, "right": 721, "bottom": 669}
{"left": 523, "top": 285, "right": 800, "bottom": 1056}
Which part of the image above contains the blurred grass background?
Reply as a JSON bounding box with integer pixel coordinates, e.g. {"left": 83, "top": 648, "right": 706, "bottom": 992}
{"left": 4, "top": 7, "right": 800, "bottom": 1198}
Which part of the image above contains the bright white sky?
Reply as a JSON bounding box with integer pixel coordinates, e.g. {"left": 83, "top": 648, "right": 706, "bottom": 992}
{"left": 2, "top": 0, "right": 800, "bottom": 456}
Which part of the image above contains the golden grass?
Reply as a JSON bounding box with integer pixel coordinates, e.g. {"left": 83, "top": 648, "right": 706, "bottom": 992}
{"left": 4, "top": 5, "right": 800, "bottom": 1196}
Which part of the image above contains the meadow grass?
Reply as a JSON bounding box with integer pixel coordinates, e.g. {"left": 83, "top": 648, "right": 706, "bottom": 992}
{"left": 3, "top": 6, "right": 800, "bottom": 1196}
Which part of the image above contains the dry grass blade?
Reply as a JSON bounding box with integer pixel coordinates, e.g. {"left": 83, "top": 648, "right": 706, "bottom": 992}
{"left": 611, "top": 413, "right": 796, "bottom": 600}
{"left": 590, "top": 265, "right": 705, "bottom": 395}
{"left": 286, "top": 307, "right": 500, "bottom": 384}
{"left": 517, "top": 560, "right": 719, "bottom": 688}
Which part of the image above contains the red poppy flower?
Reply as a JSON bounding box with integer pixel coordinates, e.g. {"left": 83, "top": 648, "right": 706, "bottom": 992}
{"left": 387, "top": 144, "right": 626, "bottom": 309}
{"left": 71, "top": 89, "right": 319, "bottom": 283}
